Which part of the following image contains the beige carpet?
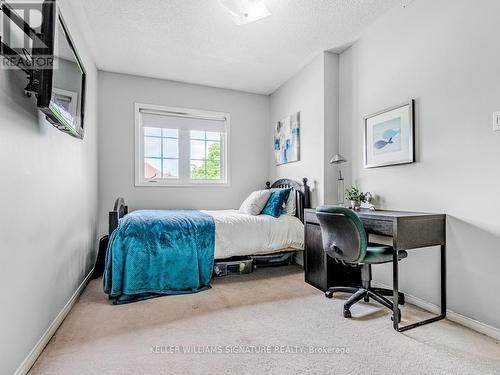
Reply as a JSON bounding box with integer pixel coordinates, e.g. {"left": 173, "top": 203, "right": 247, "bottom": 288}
{"left": 30, "top": 266, "right": 500, "bottom": 375}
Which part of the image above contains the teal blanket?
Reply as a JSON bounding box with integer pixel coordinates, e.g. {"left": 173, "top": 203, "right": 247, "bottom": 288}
{"left": 103, "top": 210, "right": 215, "bottom": 304}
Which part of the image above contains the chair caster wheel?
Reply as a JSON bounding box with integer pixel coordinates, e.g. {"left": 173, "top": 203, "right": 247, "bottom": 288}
{"left": 343, "top": 309, "right": 352, "bottom": 318}
{"left": 325, "top": 291, "right": 333, "bottom": 299}
{"left": 364, "top": 295, "right": 370, "bottom": 303}
{"left": 399, "top": 295, "right": 405, "bottom": 306}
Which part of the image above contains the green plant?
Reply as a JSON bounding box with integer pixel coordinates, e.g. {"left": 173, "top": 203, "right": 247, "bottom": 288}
{"left": 345, "top": 186, "right": 367, "bottom": 203}
{"left": 191, "top": 142, "right": 221, "bottom": 179}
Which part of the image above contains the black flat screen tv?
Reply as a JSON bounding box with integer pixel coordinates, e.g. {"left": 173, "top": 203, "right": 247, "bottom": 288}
{"left": 34, "top": 0, "right": 86, "bottom": 139}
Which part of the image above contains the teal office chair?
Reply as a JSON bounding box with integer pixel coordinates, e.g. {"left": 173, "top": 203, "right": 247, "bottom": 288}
{"left": 316, "top": 206, "right": 407, "bottom": 320}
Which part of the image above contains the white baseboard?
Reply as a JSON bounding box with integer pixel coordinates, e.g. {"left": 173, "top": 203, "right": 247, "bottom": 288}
{"left": 372, "top": 281, "right": 500, "bottom": 341}
{"left": 14, "top": 268, "right": 95, "bottom": 375}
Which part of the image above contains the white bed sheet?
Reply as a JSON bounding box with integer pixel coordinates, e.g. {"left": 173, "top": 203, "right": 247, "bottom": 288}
{"left": 201, "top": 210, "right": 304, "bottom": 259}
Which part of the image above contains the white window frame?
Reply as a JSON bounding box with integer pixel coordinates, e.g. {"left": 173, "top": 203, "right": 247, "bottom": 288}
{"left": 135, "top": 103, "right": 230, "bottom": 187}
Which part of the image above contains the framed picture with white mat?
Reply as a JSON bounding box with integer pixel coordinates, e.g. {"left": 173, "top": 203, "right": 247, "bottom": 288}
{"left": 364, "top": 100, "right": 415, "bottom": 168}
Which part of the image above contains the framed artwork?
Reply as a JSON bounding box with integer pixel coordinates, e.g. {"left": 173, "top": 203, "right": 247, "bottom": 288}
{"left": 364, "top": 100, "right": 414, "bottom": 168}
{"left": 274, "top": 112, "right": 300, "bottom": 165}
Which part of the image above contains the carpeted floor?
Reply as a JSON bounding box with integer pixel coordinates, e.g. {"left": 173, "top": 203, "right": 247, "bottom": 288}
{"left": 29, "top": 266, "right": 500, "bottom": 375}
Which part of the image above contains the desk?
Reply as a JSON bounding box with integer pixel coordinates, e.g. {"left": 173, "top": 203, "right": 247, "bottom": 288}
{"left": 304, "top": 208, "right": 446, "bottom": 332}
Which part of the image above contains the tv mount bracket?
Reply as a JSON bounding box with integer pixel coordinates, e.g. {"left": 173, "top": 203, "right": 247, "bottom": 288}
{"left": 0, "top": 0, "right": 44, "bottom": 97}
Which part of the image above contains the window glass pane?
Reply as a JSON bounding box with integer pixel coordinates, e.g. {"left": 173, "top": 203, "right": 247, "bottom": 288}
{"left": 163, "top": 159, "right": 179, "bottom": 178}
{"left": 206, "top": 131, "right": 220, "bottom": 141}
{"left": 190, "top": 140, "right": 205, "bottom": 159}
{"left": 190, "top": 130, "right": 205, "bottom": 140}
{"left": 190, "top": 160, "right": 205, "bottom": 179}
{"left": 144, "top": 127, "right": 162, "bottom": 137}
{"left": 162, "top": 128, "right": 178, "bottom": 138}
{"left": 144, "top": 158, "right": 162, "bottom": 179}
{"left": 163, "top": 138, "right": 178, "bottom": 159}
{"left": 205, "top": 141, "right": 221, "bottom": 179}
{"left": 144, "top": 137, "right": 162, "bottom": 158}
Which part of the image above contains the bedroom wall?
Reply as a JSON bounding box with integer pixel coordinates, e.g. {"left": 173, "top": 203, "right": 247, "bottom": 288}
{"left": 269, "top": 52, "right": 339, "bottom": 208}
{"left": 98, "top": 72, "right": 270, "bottom": 237}
{"left": 339, "top": 0, "right": 500, "bottom": 330}
{"left": 0, "top": 1, "right": 99, "bottom": 374}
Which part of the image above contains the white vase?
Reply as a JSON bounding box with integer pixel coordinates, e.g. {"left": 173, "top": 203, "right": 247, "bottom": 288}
{"left": 350, "top": 200, "right": 360, "bottom": 210}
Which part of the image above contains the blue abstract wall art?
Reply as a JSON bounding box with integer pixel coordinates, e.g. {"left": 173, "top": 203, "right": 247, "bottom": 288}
{"left": 275, "top": 112, "right": 300, "bottom": 165}
{"left": 373, "top": 117, "right": 402, "bottom": 155}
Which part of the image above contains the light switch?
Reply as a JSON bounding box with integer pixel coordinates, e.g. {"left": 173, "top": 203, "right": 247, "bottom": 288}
{"left": 494, "top": 112, "right": 500, "bottom": 132}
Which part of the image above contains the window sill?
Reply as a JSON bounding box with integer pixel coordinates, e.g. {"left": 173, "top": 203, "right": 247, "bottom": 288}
{"left": 135, "top": 181, "right": 231, "bottom": 188}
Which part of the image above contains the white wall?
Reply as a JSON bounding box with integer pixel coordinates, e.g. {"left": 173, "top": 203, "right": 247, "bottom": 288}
{"left": 323, "top": 52, "right": 340, "bottom": 205}
{"left": 98, "top": 72, "right": 270, "bottom": 236}
{"left": 270, "top": 52, "right": 339, "bottom": 207}
{"left": 339, "top": 0, "right": 500, "bottom": 329}
{"left": 0, "top": 1, "right": 99, "bottom": 374}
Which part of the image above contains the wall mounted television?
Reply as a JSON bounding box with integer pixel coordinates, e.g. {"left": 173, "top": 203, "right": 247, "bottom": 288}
{"left": 0, "top": 0, "right": 86, "bottom": 138}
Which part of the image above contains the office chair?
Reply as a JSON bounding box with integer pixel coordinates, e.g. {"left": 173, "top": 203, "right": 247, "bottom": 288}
{"left": 316, "top": 206, "right": 407, "bottom": 320}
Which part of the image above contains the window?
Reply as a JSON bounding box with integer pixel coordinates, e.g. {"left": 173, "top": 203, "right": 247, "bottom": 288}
{"left": 135, "top": 103, "right": 230, "bottom": 186}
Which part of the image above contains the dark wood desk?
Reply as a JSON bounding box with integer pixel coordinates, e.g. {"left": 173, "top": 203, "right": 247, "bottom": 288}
{"left": 304, "top": 208, "right": 446, "bottom": 332}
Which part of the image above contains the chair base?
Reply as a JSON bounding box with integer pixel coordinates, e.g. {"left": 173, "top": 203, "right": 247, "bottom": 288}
{"left": 325, "top": 286, "right": 404, "bottom": 322}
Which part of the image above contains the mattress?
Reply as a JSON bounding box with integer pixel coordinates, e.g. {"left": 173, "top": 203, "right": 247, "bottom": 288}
{"left": 201, "top": 210, "right": 305, "bottom": 259}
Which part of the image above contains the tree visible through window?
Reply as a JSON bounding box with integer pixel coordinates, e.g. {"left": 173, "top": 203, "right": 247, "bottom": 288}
{"left": 190, "top": 131, "right": 222, "bottom": 180}
{"left": 191, "top": 142, "right": 221, "bottom": 179}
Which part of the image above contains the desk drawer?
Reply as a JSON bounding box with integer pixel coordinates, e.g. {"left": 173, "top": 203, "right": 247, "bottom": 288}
{"left": 307, "top": 211, "right": 393, "bottom": 236}
{"left": 361, "top": 218, "right": 393, "bottom": 237}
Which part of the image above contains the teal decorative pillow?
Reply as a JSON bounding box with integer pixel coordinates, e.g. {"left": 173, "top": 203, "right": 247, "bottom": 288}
{"left": 261, "top": 188, "right": 292, "bottom": 218}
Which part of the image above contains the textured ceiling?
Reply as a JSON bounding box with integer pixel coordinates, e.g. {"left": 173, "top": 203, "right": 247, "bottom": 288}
{"left": 76, "top": 0, "right": 399, "bottom": 94}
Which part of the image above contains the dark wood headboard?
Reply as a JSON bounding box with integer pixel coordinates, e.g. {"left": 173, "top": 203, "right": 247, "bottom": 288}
{"left": 109, "top": 197, "right": 128, "bottom": 236}
{"left": 266, "top": 177, "right": 311, "bottom": 222}
{"left": 109, "top": 178, "right": 311, "bottom": 235}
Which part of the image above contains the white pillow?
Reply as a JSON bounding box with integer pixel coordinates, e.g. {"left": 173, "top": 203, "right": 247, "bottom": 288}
{"left": 239, "top": 190, "right": 272, "bottom": 215}
{"left": 283, "top": 190, "right": 296, "bottom": 216}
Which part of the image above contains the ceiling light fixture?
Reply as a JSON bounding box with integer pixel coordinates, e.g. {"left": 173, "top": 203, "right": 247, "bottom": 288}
{"left": 219, "top": 0, "right": 271, "bottom": 25}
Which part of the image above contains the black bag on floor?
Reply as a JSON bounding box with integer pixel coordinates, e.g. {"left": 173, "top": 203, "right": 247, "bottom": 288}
{"left": 92, "top": 235, "right": 109, "bottom": 279}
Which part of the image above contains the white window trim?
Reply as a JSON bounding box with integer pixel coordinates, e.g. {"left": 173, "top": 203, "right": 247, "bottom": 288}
{"left": 134, "top": 103, "right": 231, "bottom": 187}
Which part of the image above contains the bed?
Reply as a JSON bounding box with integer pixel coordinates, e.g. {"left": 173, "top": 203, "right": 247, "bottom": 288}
{"left": 205, "top": 209, "right": 304, "bottom": 259}
{"left": 104, "top": 178, "right": 310, "bottom": 303}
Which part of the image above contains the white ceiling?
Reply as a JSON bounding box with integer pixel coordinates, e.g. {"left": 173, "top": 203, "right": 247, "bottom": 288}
{"left": 77, "top": 0, "right": 399, "bottom": 94}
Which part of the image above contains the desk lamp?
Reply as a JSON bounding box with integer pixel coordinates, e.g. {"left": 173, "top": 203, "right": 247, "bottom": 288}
{"left": 329, "top": 154, "right": 347, "bottom": 206}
